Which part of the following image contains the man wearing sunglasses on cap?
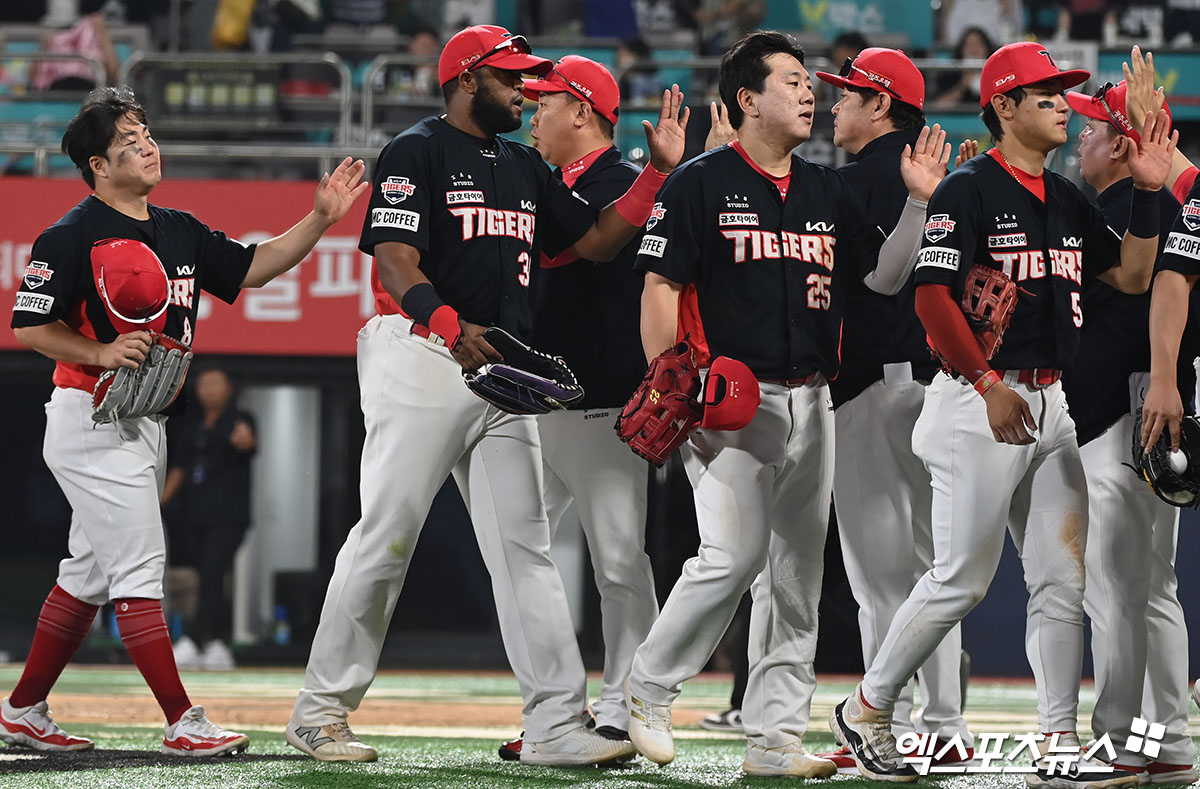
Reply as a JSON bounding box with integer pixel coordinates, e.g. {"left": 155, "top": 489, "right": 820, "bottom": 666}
{"left": 830, "top": 41, "right": 1175, "bottom": 787}
{"left": 813, "top": 47, "right": 975, "bottom": 774}
{"left": 489, "top": 54, "right": 659, "bottom": 761}
{"left": 286, "top": 25, "right": 688, "bottom": 766}
{"left": 1062, "top": 73, "right": 1198, "bottom": 786}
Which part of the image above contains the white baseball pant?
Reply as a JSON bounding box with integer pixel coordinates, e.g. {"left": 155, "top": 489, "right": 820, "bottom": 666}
{"left": 1080, "top": 412, "right": 1194, "bottom": 767}
{"left": 293, "top": 314, "right": 588, "bottom": 742}
{"left": 862, "top": 372, "right": 1088, "bottom": 735}
{"left": 833, "top": 375, "right": 971, "bottom": 746}
{"left": 628, "top": 379, "right": 833, "bottom": 749}
{"left": 539, "top": 408, "right": 657, "bottom": 731}
{"left": 44, "top": 387, "right": 167, "bottom": 604}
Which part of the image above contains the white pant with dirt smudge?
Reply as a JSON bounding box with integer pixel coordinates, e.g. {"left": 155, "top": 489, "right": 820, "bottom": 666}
{"left": 861, "top": 371, "right": 1088, "bottom": 735}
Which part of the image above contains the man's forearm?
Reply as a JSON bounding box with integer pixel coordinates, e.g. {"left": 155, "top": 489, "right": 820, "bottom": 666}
{"left": 864, "top": 196, "right": 927, "bottom": 296}
{"left": 13, "top": 321, "right": 103, "bottom": 366}
{"left": 242, "top": 211, "right": 333, "bottom": 287}
{"left": 1149, "top": 269, "right": 1194, "bottom": 386}
{"left": 641, "top": 275, "right": 681, "bottom": 363}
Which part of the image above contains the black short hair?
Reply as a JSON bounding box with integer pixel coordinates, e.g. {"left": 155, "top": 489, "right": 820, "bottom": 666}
{"left": 981, "top": 86, "right": 1026, "bottom": 141}
{"left": 846, "top": 85, "right": 926, "bottom": 131}
{"left": 719, "top": 31, "right": 806, "bottom": 129}
{"left": 61, "top": 85, "right": 148, "bottom": 188}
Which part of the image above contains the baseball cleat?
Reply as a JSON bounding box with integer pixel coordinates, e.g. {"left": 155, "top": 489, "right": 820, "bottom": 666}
{"left": 625, "top": 678, "right": 674, "bottom": 765}
{"left": 743, "top": 741, "right": 837, "bottom": 778}
{"left": 815, "top": 745, "right": 860, "bottom": 774}
{"left": 1024, "top": 733, "right": 1140, "bottom": 789}
{"left": 162, "top": 705, "right": 248, "bottom": 757}
{"left": 829, "top": 685, "right": 918, "bottom": 782}
{"left": 519, "top": 726, "right": 636, "bottom": 766}
{"left": 286, "top": 719, "right": 377, "bottom": 762}
{"left": 0, "top": 697, "right": 93, "bottom": 751}
{"left": 498, "top": 732, "right": 522, "bottom": 761}
{"left": 699, "top": 707, "right": 743, "bottom": 733}
{"left": 1146, "top": 761, "right": 1199, "bottom": 785}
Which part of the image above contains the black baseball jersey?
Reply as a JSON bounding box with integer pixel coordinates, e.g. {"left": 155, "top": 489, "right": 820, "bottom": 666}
{"left": 634, "top": 144, "right": 886, "bottom": 380}
{"left": 12, "top": 195, "right": 254, "bottom": 391}
{"left": 914, "top": 153, "right": 1122, "bottom": 370}
{"left": 529, "top": 147, "right": 645, "bottom": 409}
{"left": 361, "top": 116, "right": 598, "bottom": 341}
{"left": 1062, "top": 178, "right": 1195, "bottom": 446}
{"left": 831, "top": 129, "right": 939, "bottom": 408}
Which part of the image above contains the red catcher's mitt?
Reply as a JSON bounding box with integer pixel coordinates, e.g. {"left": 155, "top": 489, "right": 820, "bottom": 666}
{"left": 615, "top": 339, "right": 704, "bottom": 466}
{"left": 961, "top": 263, "right": 1019, "bottom": 359}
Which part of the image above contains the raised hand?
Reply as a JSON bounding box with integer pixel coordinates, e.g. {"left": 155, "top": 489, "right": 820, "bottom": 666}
{"left": 705, "top": 101, "right": 735, "bottom": 151}
{"left": 900, "top": 123, "right": 952, "bottom": 201}
{"left": 1129, "top": 108, "right": 1178, "bottom": 191}
{"left": 314, "top": 157, "right": 370, "bottom": 224}
{"left": 644, "top": 85, "right": 690, "bottom": 173}
{"left": 956, "top": 138, "right": 979, "bottom": 169}
{"left": 1123, "top": 45, "right": 1165, "bottom": 132}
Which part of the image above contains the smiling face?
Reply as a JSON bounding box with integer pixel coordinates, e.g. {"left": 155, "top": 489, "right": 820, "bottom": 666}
{"left": 468, "top": 66, "right": 526, "bottom": 135}
{"left": 743, "top": 52, "right": 815, "bottom": 146}
{"left": 92, "top": 113, "right": 160, "bottom": 196}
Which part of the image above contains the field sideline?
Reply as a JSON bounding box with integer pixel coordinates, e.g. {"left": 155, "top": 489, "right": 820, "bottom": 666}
{"left": 0, "top": 665, "right": 1197, "bottom": 787}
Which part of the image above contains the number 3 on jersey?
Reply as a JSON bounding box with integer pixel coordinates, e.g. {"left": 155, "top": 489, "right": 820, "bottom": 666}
{"left": 517, "top": 251, "right": 531, "bottom": 287}
{"left": 807, "top": 273, "right": 831, "bottom": 310}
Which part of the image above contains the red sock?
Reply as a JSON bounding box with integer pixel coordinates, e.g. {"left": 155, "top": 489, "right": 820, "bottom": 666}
{"left": 9, "top": 585, "right": 99, "bottom": 708}
{"left": 859, "top": 688, "right": 880, "bottom": 710}
{"left": 114, "top": 598, "right": 191, "bottom": 725}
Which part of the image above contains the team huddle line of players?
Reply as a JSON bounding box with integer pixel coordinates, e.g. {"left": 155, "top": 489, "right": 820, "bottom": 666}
{"left": 5, "top": 21, "right": 1200, "bottom": 789}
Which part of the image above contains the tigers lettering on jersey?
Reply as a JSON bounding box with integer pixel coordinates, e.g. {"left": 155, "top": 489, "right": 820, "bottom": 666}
{"left": 23, "top": 262, "right": 53, "bottom": 289}
{"left": 169, "top": 277, "right": 195, "bottom": 308}
{"left": 448, "top": 206, "right": 535, "bottom": 244}
{"left": 721, "top": 229, "right": 836, "bottom": 269}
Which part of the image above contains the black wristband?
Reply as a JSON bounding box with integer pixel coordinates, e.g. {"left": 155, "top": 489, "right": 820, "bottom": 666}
{"left": 1128, "top": 187, "right": 1160, "bottom": 239}
{"left": 399, "top": 282, "right": 445, "bottom": 325}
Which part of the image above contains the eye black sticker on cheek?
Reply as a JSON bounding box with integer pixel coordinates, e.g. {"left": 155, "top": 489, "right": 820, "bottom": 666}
{"left": 1037, "top": 101, "right": 1055, "bottom": 109}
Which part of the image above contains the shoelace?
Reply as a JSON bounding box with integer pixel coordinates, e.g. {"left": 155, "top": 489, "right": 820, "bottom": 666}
{"left": 326, "top": 722, "right": 360, "bottom": 742}
{"left": 27, "top": 704, "right": 66, "bottom": 735}
{"left": 863, "top": 718, "right": 904, "bottom": 763}
{"left": 180, "top": 710, "right": 228, "bottom": 739}
{"left": 633, "top": 699, "right": 672, "bottom": 733}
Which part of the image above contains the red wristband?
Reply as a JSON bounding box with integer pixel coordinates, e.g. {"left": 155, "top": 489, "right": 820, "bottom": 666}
{"left": 614, "top": 164, "right": 669, "bottom": 226}
{"left": 429, "top": 304, "right": 461, "bottom": 349}
{"left": 974, "top": 370, "right": 1001, "bottom": 396}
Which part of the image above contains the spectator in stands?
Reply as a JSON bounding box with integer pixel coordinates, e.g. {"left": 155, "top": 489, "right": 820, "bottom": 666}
{"left": 931, "top": 26, "right": 995, "bottom": 107}
{"left": 818, "top": 30, "right": 868, "bottom": 103}
{"left": 392, "top": 25, "right": 439, "bottom": 96}
{"left": 163, "top": 368, "right": 257, "bottom": 671}
{"left": 939, "top": 0, "right": 1022, "bottom": 46}
{"left": 632, "top": 0, "right": 696, "bottom": 39}
{"left": 32, "top": 8, "right": 120, "bottom": 92}
{"left": 616, "top": 36, "right": 661, "bottom": 106}
{"left": 694, "top": 0, "right": 765, "bottom": 56}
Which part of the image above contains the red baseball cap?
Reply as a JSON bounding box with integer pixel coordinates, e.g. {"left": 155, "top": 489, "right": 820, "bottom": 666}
{"left": 1066, "top": 80, "right": 1170, "bottom": 143}
{"left": 90, "top": 238, "right": 169, "bottom": 334}
{"left": 437, "top": 25, "right": 552, "bottom": 87}
{"left": 700, "top": 356, "right": 760, "bottom": 431}
{"left": 980, "top": 41, "right": 1090, "bottom": 107}
{"left": 815, "top": 48, "right": 925, "bottom": 110}
{"left": 522, "top": 55, "right": 621, "bottom": 125}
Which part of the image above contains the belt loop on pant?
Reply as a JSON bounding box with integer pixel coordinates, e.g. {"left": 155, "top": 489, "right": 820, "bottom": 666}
{"left": 995, "top": 368, "right": 1061, "bottom": 389}
{"left": 757, "top": 374, "right": 816, "bottom": 388}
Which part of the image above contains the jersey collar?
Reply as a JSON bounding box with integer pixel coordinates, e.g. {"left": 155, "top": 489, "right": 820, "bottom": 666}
{"left": 561, "top": 146, "right": 612, "bottom": 188}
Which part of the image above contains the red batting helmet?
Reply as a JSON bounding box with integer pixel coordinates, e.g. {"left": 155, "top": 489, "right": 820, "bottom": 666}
{"left": 90, "top": 238, "right": 169, "bottom": 334}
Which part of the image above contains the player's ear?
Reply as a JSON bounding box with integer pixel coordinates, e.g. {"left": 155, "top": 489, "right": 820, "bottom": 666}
{"left": 874, "top": 92, "right": 891, "bottom": 120}
{"left": 89, "top": 154, "right": 108, "bottom": 182}
{"left": 575, "top": 99, "right": 591, "bottom": 129}
{"left": 737, "top": 86, "right": 757, "bottom": 120}
{"left": 458, "top": 70, "right": 478, "bottom": 96}
{"left": 990, "top": 92, "right": 1014, "bottom": 121}
{"left": 1112, "top": 134, "right": 1131, "bottom": 161}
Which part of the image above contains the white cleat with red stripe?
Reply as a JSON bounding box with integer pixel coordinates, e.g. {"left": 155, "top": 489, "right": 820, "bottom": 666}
{"left": 0, "top": 697, "right": 93, "bottom": 751}
{"left": 161, "top": 705, "right": 249, "bottom": 757}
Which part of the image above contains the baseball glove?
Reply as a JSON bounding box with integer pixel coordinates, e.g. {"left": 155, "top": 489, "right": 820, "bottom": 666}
{"left": 464, "top": 327, "right": 584, "bottom": 415}
{"left": 92, "top": 332, "right": 193, "bottom": 424}
{"left": 614, "top": 339, "right": 704, "bottom": 466}
{"left": 961, "top": 263, "right": 1019, "bottom": 359}
{"left": 1129, "top": 410, "right": 1200, "bottom": 507}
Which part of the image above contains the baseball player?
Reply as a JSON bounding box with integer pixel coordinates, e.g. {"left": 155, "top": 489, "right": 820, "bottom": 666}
{"left": 830, "top": 42, "right": 1175, "bottom": 787}
{"left": 1064, "top": 76, "right": 1198, "bottom": 785}
{"left": 624, "top": 30, "right": 951, "bottom": 777}
{"left": 2, "top": 86, "right": 367, "bottom": 756}
{"left": 814, "top": 47, "right": 973, "bottom": 769}
{"left": 522, "top": 56, "right": 657, "bottom": 746}
{"left": 285, "top": 25, "right": 687, "bottom": 765}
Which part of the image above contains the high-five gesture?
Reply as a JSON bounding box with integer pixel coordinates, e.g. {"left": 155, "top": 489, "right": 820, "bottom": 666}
{"left": 644, "top": 85, "right": 690, "bottom": 173}
{"left": 1123, "top": 45, "right": 1166, "bottom": 131}
{"left": 1128, "top": 109, "right": 1177, "bottom": 191}
{"left": 314, "top": 157, "right": 369, "bottom": 225}
{"left": 900, "top": 123, "right": 952, "bottom": 201}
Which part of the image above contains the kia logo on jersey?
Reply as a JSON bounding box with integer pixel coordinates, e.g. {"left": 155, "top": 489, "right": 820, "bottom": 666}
{"left": 23, "top": 261, "right": 53, "bottom": 289}
{"left": 1183, "top": 200, "right": 1200, "bottom": 232}
{"left": 381, "top": 176, "right": 417, "bottom": 205}
{"left": 924, "top": 214, "right": 956, "bottom": 242}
